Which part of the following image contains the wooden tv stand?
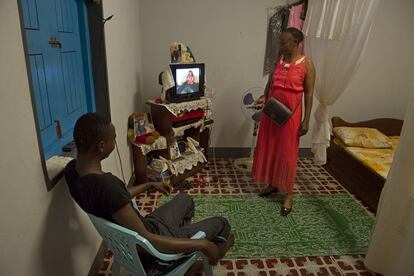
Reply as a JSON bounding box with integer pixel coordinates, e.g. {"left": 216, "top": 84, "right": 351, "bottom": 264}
{"left": 131, "top": 98, "right": 212, "bottom": 186}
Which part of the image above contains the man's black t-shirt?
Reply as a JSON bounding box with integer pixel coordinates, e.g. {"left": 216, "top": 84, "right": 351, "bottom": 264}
{"left": 64, "top": 159, "right": 147, "bottom": 226}
{"left": 64, "top": 160, "right": 198, "bottom": 274}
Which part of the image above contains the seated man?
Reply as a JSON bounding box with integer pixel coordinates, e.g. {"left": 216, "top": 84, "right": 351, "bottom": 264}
{"left": 65, "top": 113, "right": 233, "bottom": 275}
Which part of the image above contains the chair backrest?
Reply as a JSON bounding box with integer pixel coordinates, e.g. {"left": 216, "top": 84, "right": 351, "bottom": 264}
{"left": 88, "top": 213, "right": 147, "bottom": 275}
{"left": 88, "top": 199, "right": 212, "bottom": 276}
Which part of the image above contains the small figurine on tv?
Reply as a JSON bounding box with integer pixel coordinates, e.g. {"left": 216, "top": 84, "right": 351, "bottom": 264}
{"left": 170, "top": 42, "right": 195, "bottom": 64}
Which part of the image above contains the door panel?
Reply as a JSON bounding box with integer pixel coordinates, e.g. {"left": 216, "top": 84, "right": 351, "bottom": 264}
{"left": 29, "top": 54, "right": 52, "bottom": 130}
{"left": 54, "top": 0, "right": 88, "bottom": 142}
{"left": 21, "top": 0, "right": 91, "bottom": 159}
{"left": 55, "top": 0, "right": 74, "bottom": 33}
{"left": 21, "top": 0, "right": 39, "bottom": 30}
{"left": 61, "top": 51, "right": 84, "bottom": 113}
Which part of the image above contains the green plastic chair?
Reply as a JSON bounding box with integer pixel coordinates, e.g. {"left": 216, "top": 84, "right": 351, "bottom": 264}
{"left": 88, "top": 199, "right": 213, "bottom": 276}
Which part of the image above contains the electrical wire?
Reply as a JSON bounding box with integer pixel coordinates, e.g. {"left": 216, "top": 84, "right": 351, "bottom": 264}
{"left": 91, "top": 7, "right": 127, "bottom": 184}
{"left": 204, "top": 92, "right": 216, "bottom": 165}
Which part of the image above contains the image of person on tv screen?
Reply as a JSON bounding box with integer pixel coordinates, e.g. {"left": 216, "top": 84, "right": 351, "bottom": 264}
{"left": 177, "top": 70, "right": 199, "bottom": 94}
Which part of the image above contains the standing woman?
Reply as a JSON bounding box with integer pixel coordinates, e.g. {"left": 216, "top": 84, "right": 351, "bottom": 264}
{"left": 253, "top": 27, "right": 315, "bottom": 216}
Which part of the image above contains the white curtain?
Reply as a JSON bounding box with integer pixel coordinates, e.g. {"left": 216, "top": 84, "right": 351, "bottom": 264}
{"left": 365, "top": 95, "right": 414, "bottom": 275}
{"left": 302, "top": 0, "right": 380, "bottom": 165}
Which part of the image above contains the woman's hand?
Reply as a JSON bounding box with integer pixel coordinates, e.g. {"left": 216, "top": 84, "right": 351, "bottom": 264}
{"left": 298, "top": 121, "right": 309, "bottom": 137}
{"left": 255, "top": 95, "right": 266, "bottom": 108}
{"left": 149, "top": 182, "right": 171, "bottom": 195}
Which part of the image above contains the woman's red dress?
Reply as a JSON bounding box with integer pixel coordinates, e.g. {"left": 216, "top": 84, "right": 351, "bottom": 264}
{"left": 252, "top": 56, "right": 307, "bottom": 193}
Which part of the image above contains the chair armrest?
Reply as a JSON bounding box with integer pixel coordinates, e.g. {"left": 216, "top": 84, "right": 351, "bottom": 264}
{"left": 137, "top": 232, "right": 206, "bottom": 262}
{"left": 190, "top": 231, "right": 206, "bottom": 240}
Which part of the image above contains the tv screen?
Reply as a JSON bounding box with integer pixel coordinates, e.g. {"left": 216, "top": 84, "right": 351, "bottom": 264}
{"left": 176, "top": 68, "right": 200, "bottom": 95}
{"left": 168, "top": 63, "right": 205, "bottom": 103}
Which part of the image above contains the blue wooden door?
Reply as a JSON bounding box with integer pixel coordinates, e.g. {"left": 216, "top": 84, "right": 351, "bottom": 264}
{"left": 21, "top": 0, "right": 92, "bottom": 159}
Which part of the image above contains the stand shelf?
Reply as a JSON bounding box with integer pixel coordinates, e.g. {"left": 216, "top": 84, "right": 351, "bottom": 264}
{"left": 131, "top": 136, "right": 168, "bottom": 185}
{"left": 131, "top": 99, "right": 212, "bottom": 186}
{"left": 146, "top": 99, "right": 212, "bottom": 185}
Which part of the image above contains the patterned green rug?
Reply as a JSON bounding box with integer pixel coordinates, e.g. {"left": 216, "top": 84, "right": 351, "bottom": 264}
{"left": 158, "top": 194, "right": 374, "bottom": 258}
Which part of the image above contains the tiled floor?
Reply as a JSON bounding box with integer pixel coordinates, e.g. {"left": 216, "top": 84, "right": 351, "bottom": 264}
{"left": 97, "top": 158, "right": 380, "bottom": 276}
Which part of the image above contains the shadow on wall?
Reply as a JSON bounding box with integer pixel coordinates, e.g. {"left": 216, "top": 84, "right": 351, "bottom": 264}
{"left": 135, "top": 73, "right": 145, "bottom": 111}
{"left": 37, "top": 180, "right": 99, "bottom": 276}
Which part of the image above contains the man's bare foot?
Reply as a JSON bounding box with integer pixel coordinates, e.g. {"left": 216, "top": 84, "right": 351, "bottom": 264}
{"left": 216, "top": 232, "right": 235, "bottom": 261}
{"left": 227, "top": 232, "right": 235, "bottom": 249}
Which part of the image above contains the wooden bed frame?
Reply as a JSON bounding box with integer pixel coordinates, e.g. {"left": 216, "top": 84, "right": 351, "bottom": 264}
{"left": 324, "top": 116, "right": 403, "bottom": 212}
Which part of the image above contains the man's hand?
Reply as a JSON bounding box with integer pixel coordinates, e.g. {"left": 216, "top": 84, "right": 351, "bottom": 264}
{"left": 200, "top": 239, "right": 221, "bottom": 265}
{"left": 149, "top": 182, "right": 171, "bottom": 195}
{"left": 298, "top": 121, "right": 309, "bottom": 137}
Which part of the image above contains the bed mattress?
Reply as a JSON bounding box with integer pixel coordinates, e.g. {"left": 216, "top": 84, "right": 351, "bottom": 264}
{"left": 333, "top": 136, "right": 399, "bottom": 179}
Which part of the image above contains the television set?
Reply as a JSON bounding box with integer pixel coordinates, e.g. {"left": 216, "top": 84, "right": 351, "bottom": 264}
{"left": 166, "top": 63, "right": 205, "bottom": 103}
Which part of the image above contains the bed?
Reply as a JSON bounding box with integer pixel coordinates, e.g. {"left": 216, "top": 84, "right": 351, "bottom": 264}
{"left": 324, "top": 117, "right": 403, "bottom": 212}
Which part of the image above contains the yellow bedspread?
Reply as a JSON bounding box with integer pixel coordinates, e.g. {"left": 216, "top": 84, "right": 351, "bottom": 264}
{"left": 334, "top": 136, "right": 400, "bottom": 179}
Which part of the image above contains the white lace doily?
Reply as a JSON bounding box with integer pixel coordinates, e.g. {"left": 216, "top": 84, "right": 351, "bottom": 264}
{"left": 148, "top": 97, "right": 212, "bottom": 117}
{"left": 172, "top": 120, "right": 204, "bottom": 137}
{"left": 170, "top": 151, "right": 206, "bottom": 175}
{"left": 149, "top": 149, "right": 206, "bottom": 176}
{"left": 205, "top": 109, "right": 213, "bottom": 121}
{"left": 132, "top": 136, "right": 167, "bottom": 155}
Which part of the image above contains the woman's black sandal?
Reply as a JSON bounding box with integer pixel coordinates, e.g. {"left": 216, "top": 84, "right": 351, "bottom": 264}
{"left": 281, "top": 206, "right": 292, "bottom": 216}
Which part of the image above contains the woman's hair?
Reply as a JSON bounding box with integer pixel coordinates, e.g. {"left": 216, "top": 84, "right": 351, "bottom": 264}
{"left": 284, "top": 27, "right": 304, "bottom": 44}
{"left": 74, "top": 112, "right": 111, "bottom": 153}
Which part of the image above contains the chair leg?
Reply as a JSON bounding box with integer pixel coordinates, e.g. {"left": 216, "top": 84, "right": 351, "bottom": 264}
{"left": 203, "top": 255, "right": 213, "bottom": 276}
{"left": 111, "top": 259, "right": 121, "bottom": 276}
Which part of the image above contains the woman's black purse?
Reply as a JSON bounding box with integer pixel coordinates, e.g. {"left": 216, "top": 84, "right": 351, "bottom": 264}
{"left": 262, "top": 98, "right": 301, "bottom": 126}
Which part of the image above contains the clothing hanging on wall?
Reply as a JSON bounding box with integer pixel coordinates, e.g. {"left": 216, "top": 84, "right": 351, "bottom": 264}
{"left": 287, "top": 3, "right": 305, "bottom": 53}
{"left": 263, "top": 0, "right": 306, "bottom": 75}
{"left": 263, "top": 7, "right": 289, "bottom": 75}
{"left": 300, "top": 0, "right": 308, "bottom": 20}
{"left": 287, "top": 3, "right": 304, "bottom": 30}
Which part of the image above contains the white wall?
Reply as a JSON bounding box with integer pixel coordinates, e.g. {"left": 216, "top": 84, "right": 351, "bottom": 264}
{"left": 102, "top": 0, "right": 145, "bottom": 178}
{"left": 329, "top": 0, "right": 414, "bottom": 122}
{"left": 138, "top": 0, "right": 282, "bottom": 148}
{"left": 138, "top": 0, "right": 414, "bottom": 148}
{"left": 0, "top": 1, "right": 100, "bottom": 275}
{"left": 0, "top": 1, "right": 145, "bottom": 275}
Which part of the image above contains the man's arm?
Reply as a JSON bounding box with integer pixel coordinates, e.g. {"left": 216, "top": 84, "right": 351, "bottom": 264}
{"left": 112, "top": 203, "right": 221, "bottom": 264}
{"left": 127, "top": 182, "right": 170, "bottom": 197}
{"left": 127, "top": 182, "right": 152, "bottom": 197}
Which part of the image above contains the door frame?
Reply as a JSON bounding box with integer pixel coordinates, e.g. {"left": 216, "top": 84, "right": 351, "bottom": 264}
{"left": 18, "top": 0, "right": 103, "bottom": 190}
